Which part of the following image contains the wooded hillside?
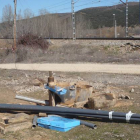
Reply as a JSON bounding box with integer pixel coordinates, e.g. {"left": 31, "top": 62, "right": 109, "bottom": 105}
{"left": 0, "top": 2, "right": 139, "bottom": 38}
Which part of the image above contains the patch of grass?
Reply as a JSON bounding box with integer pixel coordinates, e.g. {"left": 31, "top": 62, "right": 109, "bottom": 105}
{"left": 104, "top": 46, "right": 110, "bottom": 51}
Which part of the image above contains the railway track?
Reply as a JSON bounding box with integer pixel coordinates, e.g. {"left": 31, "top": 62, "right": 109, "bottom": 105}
{"left": 0, "top": 38, "right": 140, "bottom": 40}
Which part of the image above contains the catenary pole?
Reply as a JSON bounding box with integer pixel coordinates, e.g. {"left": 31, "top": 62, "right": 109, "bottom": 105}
{"left": 13, "top": 0, "right": 17, "bottom": 51}
{"left": 126, "top": 0, "right": 128, "bottom": 37}
{"left": 139, "top": 0, "right": 140, "bottom": 23}
{"left": 120, "top": 0, "right": 128, "bottom": 38}
{"left": 71, "top": 0, "right": 76, "bottom": 40}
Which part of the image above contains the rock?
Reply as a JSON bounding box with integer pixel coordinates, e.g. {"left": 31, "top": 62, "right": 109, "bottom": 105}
{"left": 0, "top": 121, "right": 32, "bottom": 134}
{"left": 114, "top": 100, "right": 133, "bottom": 107}
{"left": 121, "top": 44, "right": 125, "bottom": 47}
{"left": 32, "top": 79, "right": 45, "bottom": 87}
{"left": 130, "top": 88, "right": 135, "bottom": 93}
{"left": 125, "top": 42, "right": 132, "bottom": 45}
{"left": 59, "top": 75, "right": 66, "bottom": 78}
{"left": 118, "top": 94, "right": 130, "bottom": 100}
{"left": 2, "top": 113, "right": 30, "bottom": 124}
{"left": 74, "top": 101, "right": 87, "bottom": 108}
{"left": 105, "top": 90, "right": 111, "bottom": 94}
{"left": 88, "top": 93, "right": 117, "bottom": 109}
{"left": 118, "top": 94, "right": 125, "bottom": 99}
{"left": 38, "top": 113, "right": 47, "bottom": 117}
{"left": 78, "top": 77, "right": 83, "bottom": 81}
{"left": 125, "top": 95, "right": 130, "bottom": 99}
{"left": 104, "top": 86, "right": 123, "bottom": 98}
{"left": 114, "top": 134, "right": 125, "bottom": 138}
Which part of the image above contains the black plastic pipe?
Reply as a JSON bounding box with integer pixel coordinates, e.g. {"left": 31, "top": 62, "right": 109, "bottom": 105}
{"left": 80, "top": 120, "right": 97, "bottom": 129}
{"left": 45, "top": 112, "right": 140, "bottom": 122}
{"left": 0, "top": 104, "right": 140, "bottom": 122}
{"left": 44, "top": 111, "right": 140, "bottom": 120}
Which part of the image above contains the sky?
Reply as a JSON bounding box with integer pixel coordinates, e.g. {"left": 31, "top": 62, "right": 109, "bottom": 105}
{"left": 0, "top": 0, "right": 139, "bottom": 19}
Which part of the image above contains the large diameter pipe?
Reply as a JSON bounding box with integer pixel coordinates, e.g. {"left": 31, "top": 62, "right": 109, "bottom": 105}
{"left": 0, "top": 104, "right": 140, "bottom": 123}
{"left": 0, "top": 103, "right": 139, "bottom": 119}
{"left": 50, "top": 112, "right": 140, "bottom": 122}
{"left": 15, "top": 95, "right": 49, "bottom": 105}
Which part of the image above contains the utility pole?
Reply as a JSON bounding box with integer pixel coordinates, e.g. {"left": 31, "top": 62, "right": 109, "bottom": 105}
{"left": 126, "top": 0, "right": 128, "bottom": 38}
{"left": 71, "top": 0, "right": 76, "bottom": 40}
{"left": 13, "top": 0, "right": 17, "bottom": 51}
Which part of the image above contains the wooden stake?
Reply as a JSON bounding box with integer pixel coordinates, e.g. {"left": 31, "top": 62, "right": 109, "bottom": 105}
{"left": 48, "top": 71, "right": 55, "bottom": 106}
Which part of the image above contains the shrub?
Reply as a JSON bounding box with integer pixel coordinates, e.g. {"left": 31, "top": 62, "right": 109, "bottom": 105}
{"left": 17, "top": 33, "right": 49, "bottom": 50}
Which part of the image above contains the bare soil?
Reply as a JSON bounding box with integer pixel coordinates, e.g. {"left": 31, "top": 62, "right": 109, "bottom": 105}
{"left": 0, "top": 69, "right": 140, "bottom": 140}
{"left": 1, "top": 63, "right": 140, "bottom": 75}
{"left": 0, "top": 40, "right": 140, "bottom": 139}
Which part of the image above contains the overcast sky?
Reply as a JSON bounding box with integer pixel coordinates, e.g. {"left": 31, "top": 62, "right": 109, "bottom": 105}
{"left": 0, "top": 0, "right": 139, "bottom": 18}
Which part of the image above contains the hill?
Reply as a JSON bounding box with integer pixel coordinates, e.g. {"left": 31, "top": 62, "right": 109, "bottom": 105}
{"left": 0, "top": 2, "right": 139, "bottom": 38}
{"left": 76, "top": 2, "right": 139, "bottom": 29}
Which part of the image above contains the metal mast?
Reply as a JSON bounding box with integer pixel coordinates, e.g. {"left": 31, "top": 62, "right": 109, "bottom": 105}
{"left": 120, "top": 0, "right": 128, "bottom": 38}
{"left": 139, "top": 0, "right": 140, "bottom": 23}
{"left": 126, "top": 0, "right": 128, "bottom": 37}
{"left": 13, "top": 0, "right": 17, "bottom": 51}
{"left": 71, "top": 0, "right": 76, "bottom": 40}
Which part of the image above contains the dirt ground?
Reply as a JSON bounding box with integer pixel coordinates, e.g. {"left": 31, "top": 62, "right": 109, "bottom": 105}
{"left": 0, "top": 69, "right": 140, "bottom": 140}
{"left": 1, "top": 63, "right": 140, "bottom": 75}
{"left": 0, "top": 39, "right": 140, "bottom": 139}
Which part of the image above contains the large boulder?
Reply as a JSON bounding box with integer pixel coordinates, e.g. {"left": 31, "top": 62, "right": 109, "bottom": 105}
{"left": 88, "top": 93, "right": 117, "bottom": 109}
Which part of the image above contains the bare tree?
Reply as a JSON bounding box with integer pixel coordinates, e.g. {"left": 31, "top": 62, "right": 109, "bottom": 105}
{"left": 38, "top": 8, "right": 49, "bottom": 16}
{"left": 24, "top": 8, "right": 34, "bottom": 19}
{"left": 2, "top": 4, "right": 13, "bottom": 23}
{"left": 0, "top": 5, "right": 14, "bottom": 38}
{"left": 0, "top": 16, "right": 2, "bottom": 23}
{"left": 17, "top": 10, "right": 22, "bottom": 20}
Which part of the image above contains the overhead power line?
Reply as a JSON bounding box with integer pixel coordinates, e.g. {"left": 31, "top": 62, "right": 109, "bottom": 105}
{"left": 47, "top": 1, "right": 70, "bottom": 10}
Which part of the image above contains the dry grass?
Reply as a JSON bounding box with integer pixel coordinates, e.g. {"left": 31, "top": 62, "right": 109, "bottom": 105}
{"left": 0, "top": 42, "right": 140, "bottom": 64}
